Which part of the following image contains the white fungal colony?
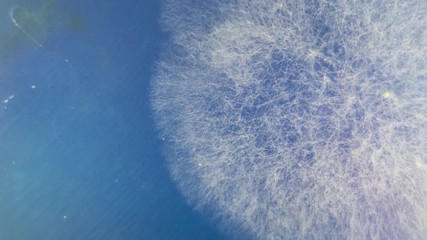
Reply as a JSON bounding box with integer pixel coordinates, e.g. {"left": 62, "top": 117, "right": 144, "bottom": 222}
{"left": 151, "top": 0, "right": 427, "bottom": 239}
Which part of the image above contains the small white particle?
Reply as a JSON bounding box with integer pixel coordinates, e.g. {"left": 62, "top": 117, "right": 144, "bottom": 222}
{"left": 4, "top": 95, "right": 14, "bottom": 103}
{"left": 382, "top": 91, "right": 392, "bottom": 98}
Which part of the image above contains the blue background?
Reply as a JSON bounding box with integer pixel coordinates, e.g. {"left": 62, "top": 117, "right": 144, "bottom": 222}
{"left": 0, "top": 0, "right": 226, "bottom": 239}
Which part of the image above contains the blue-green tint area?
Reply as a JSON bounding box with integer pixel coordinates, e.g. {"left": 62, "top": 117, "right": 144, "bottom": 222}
{"left": 0, "top": 0, "right": 225, "bottom": 239}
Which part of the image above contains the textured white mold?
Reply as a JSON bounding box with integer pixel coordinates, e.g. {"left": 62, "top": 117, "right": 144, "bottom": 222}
{"left": 151, "top": 1, "right": 427, "bottom": 239}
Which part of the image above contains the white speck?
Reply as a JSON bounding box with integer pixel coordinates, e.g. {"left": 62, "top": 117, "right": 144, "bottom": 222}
{"left": 115, "top": 179, "right": 119, "bottom": 183}
{"left": 65, "top": 59, "right": 69, "bottom": 63}
{"left": 12, "top": 161, "right": 16, "bottom": 165}
{"left": 4, "top": 95, "right": 14, "bottom": 103}
{"left": 382, "top": 91, "right": 392, "bottom": 98}
{"left": 63, "top": 215, "right": 67, "bottom": 219}
{"left": 31, "top": 85, "right": 36, "bottom": 89}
